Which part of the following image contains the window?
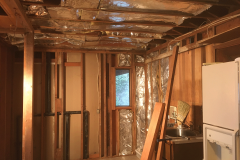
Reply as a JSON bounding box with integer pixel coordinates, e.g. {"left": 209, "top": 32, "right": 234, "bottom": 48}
{"left": 115, "top": 69, "right": 130, "bottom": 107}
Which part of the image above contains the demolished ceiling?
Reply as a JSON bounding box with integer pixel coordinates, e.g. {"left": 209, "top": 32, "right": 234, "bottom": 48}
{"left": 2, "top": 0, "right": 232, "bottom": 52}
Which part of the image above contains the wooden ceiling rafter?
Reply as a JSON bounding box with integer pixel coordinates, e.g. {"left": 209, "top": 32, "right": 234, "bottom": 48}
{"left": 28, "top": 16, "right": 197, "bottom": 28}
{"left": 34, "top": 47, "right": 146, "bottom": 54}
{"left": 166, "top": 0, "right": 240, "bottom": 7}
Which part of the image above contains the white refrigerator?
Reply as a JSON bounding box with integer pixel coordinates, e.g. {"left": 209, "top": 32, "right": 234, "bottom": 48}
{"left": 202, "top": 60, "right": 240, "bottom": 160}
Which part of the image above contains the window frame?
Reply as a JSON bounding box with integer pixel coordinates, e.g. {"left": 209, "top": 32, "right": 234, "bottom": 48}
{"left": 114, "top": 68, "right": 132, "bottom": 110}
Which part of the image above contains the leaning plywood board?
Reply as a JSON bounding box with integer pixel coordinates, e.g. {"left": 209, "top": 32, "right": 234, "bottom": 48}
{"left": 140, "top": 102, "right": 165, "bottom": 160}
{"left": 156, "top": 46, "right": 179, "bottom": 160}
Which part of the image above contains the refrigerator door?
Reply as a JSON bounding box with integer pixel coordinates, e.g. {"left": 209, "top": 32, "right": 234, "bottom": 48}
{"left": 203, "top": 124, "right": 239, "bottom": 160}
{"left": 202, "top": 61, "right": 239, "bottom": 130}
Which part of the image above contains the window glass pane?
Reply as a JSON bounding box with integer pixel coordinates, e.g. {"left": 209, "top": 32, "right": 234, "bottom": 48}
{"left": 116, "top": 69, "right": 130, "bottom": 106}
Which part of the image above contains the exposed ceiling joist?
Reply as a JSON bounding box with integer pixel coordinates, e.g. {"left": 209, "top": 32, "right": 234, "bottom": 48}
{"left": 0, "top": 28, "right": 25, "bottom": 34}
{"left": 28, "top": 16, "right": 196, "bottom": 28}
{"left": 34, "top": 47, "right": 146, "bottom": 54}
{"left": 3, "top": 0, "right": 33, "bottom": 31}
{"left": 165, "top": 0, "right": 239, "bottom": 6}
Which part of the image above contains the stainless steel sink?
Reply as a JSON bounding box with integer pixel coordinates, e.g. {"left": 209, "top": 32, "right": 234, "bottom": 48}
{"left": 166, "top": 128, "right": 197, "bottom": 137}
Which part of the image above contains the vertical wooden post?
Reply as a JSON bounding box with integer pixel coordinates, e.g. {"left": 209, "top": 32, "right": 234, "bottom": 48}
{"left": 103, "top": 54, "right": 107, "bottom": 157}
{"left": 144, "top": 58, "right": 149, "bottom": 135}
{"left": 41, "top": 52, "right": 46, "bottom": 160}
{"left": 132, "top": 54, "right": 136, "bottom": 154}
{"left": 22, "top": 32, "right": 34, "bottom": 160}
{"left": 54, "top": 52, "right": 65, "bottom": 160}
{"left": 108, "top": 55, "right": 113, "bottom": 157}
{"left": 81, "top": 53, "right": 85, "bottom": 160}
{"left": 98, "top": 54, "right": 103, "bottom": 157}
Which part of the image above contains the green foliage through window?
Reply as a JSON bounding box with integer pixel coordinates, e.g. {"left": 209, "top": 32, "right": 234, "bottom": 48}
{"left": 116, "top": 70, "right": 130, "bottom": 106}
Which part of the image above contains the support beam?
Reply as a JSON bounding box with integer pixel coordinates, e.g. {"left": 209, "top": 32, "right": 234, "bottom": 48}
{"left": 29, "top": 16, "right": 196, "bottom": 28}
{"left": 165, "top": 0, "right": 239, "bottom": 6}
{"left": 22, "top": 32, "right": 34, "bottom": 160}
{"left": 34, "top": 48, "right": 146, "bottom": 54}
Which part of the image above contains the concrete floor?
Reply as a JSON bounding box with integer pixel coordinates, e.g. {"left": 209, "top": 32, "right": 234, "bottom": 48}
{"left": 92, "top": 155, "right": 139, "bottom": 160}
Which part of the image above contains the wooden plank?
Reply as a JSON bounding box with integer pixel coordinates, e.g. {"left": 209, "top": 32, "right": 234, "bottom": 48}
{"left": 156, "top": 46, "right": 179, "bottom": 160}
{"left": 198, "top": 26, "right": 240, "bottom": 44}
{"left": 34, "top": 47, "right": 145, "bottom": 54}
{"left": 22, "top": 32, "right": 34, "bottom": 160}
{"left": 64, "top": 62, "right": 81, "bottom": 66}
{"left": 41, "top": 52, "right": 46, "bottom": 160}
{"left": 80, "top": 53, "right": 85, "bottom": 159}
{"left": 89, "top": 154, "right": 100, "bottom": 159}
{"left": 140, "top": 103, "right": 165, "bottom": 160}
{"left": 103, "top": 54, "right": 107, "bottom": 157}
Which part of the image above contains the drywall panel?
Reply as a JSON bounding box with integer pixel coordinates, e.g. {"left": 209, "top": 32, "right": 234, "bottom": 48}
{"left": 85, "top": 53, "right": 99, "bottom": 155}
{"left": 66, "top": 55, "right": 81, "bottom": 159}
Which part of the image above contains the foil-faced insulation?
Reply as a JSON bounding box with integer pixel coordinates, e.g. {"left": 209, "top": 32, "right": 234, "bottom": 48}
{"left": 99, "top": 0, "right": 211, "bottom": 16}
{"left": 26, "top": 5, "right": 48, "bottom": 16}
{"left": 147, "top": 63, "right": 152, "bottom": 128}
{"left": 47, "top": 7, "right": 81, "bottom": 19}
{"left": 160, "top": 57, "right": 169, "bottom": 102}
{"left": 104, "top": 31, "right": 162, "bottom": 39}
{"left": 22, "top": 0, "right": 43, "bottom": 2}
{"left": 152, "top": 61, "right": 160, "bottom": 107}
{"left": 61, "top": 0, "right": 99, "bottom": 8}
{"left": 119, "top": 109, "right": 133, "bottom": 156}
{"left": 135, "top": 66, "right": 146, "bottom": 153}
{"left": 169, "top": 42, "right": 179, "bottom": 51}
{"left": 135, "top": 55, "right": 144, "bottom": 63}
{"left": 97, "top": 11, "right": 184, "bottom": 25}
{"left": 146, "top": 50, "right": 159, "bottom": 60}
{"left": 118, "top": 54, "right": 131, "bottom": 67}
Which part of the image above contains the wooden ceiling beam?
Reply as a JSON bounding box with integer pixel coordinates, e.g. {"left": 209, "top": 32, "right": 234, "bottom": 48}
{"left": 21, "top": 2, "right": 195, "bottom": 17}
{"left": 3, "top": 0, "right": 33, "bottom": 31}
{"left": 29, "top": 16, "right": 196, "bottom": 28}
{"left": 0, "top": 28, "right": 26, "bottom": 34}
{"left": 35, "top": 26, "right": 163, "bottom": 35}
{"left": 165, "top": 0, "right": 239, "bottom": 6}
{"left": 34, "top": 47, "right": 146, "bottom": 54}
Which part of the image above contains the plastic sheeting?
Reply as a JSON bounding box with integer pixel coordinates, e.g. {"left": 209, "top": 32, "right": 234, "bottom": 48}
{"left": 135, "top": 55, "right": 144, "bottom": 63}
{"left": 118, "top": 54, "right": 131, "bottom": 66}
{"left": 135, "top": 66, "right": 145, "bottom": 153}
{"left": 26, "top": 5, "right": 48, "bottom": 16}
{"left": 160, "top": 57, "right": 169, "bottom": 102}
{"left": 119, "top": 109, "right": 133, "bottom": 155}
